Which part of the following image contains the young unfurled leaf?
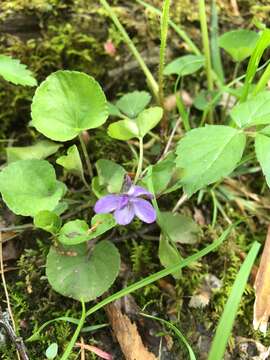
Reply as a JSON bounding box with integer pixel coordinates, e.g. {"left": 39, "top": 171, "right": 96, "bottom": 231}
{"left": 158, "top": 235, "right": 181, "bottom": 280}
{"left": 0, "top": 54, "right": 37, "bottom": 86}
{"left": 108, "top": 119, "right": 139, "bottom": 140}
{"left": 136, "top": 107, "right": 163, "bottom": 138}
{"left": 175, "top": 125, "right": 246, "bottom": 196}
{"left": 141, "top": 153, "right": 176, "bottom": 195}
{"left": 108, "top": 107, "right": 163, "bottom": 140}
{"left": 46, "top": 240, "right": 120, "bottom": 302}
{"left": 115, "top": 91, "right": 151, "bottom": 118}
{"left": 95, "top": 159, "right": 126, "bottom": 194}
{"left": 34, "top": 210, "right": 62, "bottom": 235}
{"left": 230, "top": 91, "right": 270, "bottom": 128}
{"left": 108, "top": 102, "right": 123, "bottom": 117}
{"left": 255, "top": 133, "right": 270, "bottom": 188}
{"left": 0, "top": 159, "right": 66, "bottom": 217}
{"left": 56, "top": 145, "right": 83, "bottom": 178}
{"left": 218, "top": 29, "right": 259, "bottom": 62}
{"left": 159, "top": 211, "right": 200, "bottom": 244}
{"left": 164, "top": 55, "right": 205, "bottom": 76}
{"left": 6, "top": 140, "right": 61, "bottom": 163}
{"left": 254, "top": 225, "right": 270, "bottom": 334}
{"left": 31, "top": 70, "right": 108, "bottom": 141}
{"left": 45, "top": 343, "right": 58, "bottom": 359}
{"left": 59, "top": 214, "right": 116, "bottom": 245}
{"left": 58, "top": 220, "right": 89, "bottom": 245}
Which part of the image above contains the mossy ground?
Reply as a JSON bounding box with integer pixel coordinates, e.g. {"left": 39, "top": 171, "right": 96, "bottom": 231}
{"left": 1, "top": 0, "right": 270, "bottom": 359}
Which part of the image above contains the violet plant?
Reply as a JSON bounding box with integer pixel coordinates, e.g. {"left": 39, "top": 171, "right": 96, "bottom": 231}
{"left": 0, "top": 2, "right": 270, "bottom": 359}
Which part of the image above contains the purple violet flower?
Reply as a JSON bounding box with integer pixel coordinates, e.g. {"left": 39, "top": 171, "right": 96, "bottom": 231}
{"left": 94, "top": 176, "right": 156, "bottom": 225}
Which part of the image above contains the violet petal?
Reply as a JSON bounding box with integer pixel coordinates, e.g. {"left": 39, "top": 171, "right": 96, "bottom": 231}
{"left": 114, "top": 203, "right": 135, "bottom": 225}
{"left": 94, "top": 194, "right": 123, "bottom": 214}
{"left": 127, "top": 185, "right": 154, "bottom": 199}
{"left": 131, "top": 198, "right": 156, "bottom": 223}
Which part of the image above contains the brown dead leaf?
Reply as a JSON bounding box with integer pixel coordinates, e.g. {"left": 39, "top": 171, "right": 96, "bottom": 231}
{"left": 254, "top": 225, "right": 270, "bottom": 333}
{"left": 106, "top": 301, "right": 157, "bottom": 360}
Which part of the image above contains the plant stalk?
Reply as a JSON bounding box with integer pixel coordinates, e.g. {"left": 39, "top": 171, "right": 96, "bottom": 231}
{"left": 134, "top": 137, "right": 144, "bottom": 183}
{"left": 79, "top": 134, "right": 93, "bottom": 179}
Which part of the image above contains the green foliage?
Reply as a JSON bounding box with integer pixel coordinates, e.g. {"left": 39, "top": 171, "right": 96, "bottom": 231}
{"left": 175, "top": 126, "right": 246, "bottom": 196}
{"left": 31, "top": 70, "right": 108, "bottom": 141}
{"left": 108, "top": 106, "right": 163, "bottom": 140}
{"left": 231, "top": 91, "right": 270, "bottom": 128}
{"left": 141, "top": 153, "right": 176, "bottom": 195}
{"left": 56, "top": 145, "right": 83, "bottom": 177}
{"left": 218, "top": 29, "right": 259, "bottom": 62}
{"left": 0, "top": 159, "right": 66, "bottom": 216}
{"left": 46, "top": 241, "right": 120, "bottom": 302}
{"left": 158, "top": 235, "right": 181, "bottom": 279}
{"left": 255, "top": 133, "right": 270, "bottom": 187}
{"left": 0, "top": 54, "right": 37, "bottom": 86}
{"left": 6, "top": 140, "right": 61, "bottom": 163}
{"left": 34, "top": 210, "right": 62, "bottom": 235}
{"left": 159, "top": 211, "right": 201, "bottom": 244}
{"left": 208, "top": 242, "right": 260, "bottom": 360}
{"left": 115, "top": 90, "right": 151, "bottom": 118}
{"left": 164, "top": 54, "right": 205, "bottom": 76}
{"left": 94, "top": 159, "right": 126, "bottom": 194}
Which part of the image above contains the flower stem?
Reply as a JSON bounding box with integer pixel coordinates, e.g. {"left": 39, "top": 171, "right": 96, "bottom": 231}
{"left": 79, "top": 134, "right": 93, "bottom": 178}
{"left": 134, "top": 137, "right": 144, "bottom": 184}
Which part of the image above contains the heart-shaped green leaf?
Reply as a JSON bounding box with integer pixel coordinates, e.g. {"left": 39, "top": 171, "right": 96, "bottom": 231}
{"left": 107, "top": 119, "right": 139, "bottom": 140}
{"left": 46, "top": 240, "right": 120, "bottom": 302}
{"left": 56, "top": 145, "right": 83, "bottom": 177}
{"left": 159, "top": 212, "right": 200, "bottom": 244}
{"left": 95, "top": 159, "right": 126, "bottom": 194}
{"left": 116, "top": 91, "right": 151, "bottom": 118}
{"left": 164, "top": 55, "right": 205, "bottom": 76}
{"left": 137, "top": 107, "right": 163, "bottom": 138}
{"left": 34, "top": 210, "right": 62, "bottom": 235}
{"left": 6, "top": 140, "right": 61, "bottom": 163}
{"left": 231, "top": 91, "right": 270, "bottom": 128}
{"left": 0, "top": 159, "right": 66, "bottom": 217}
{"left": 158, "top": 235, "right": 181, "bottom": 279}
{"left": 219, "top": 29, "right": 259, "bottom": 62}
{"left": 31, "top": 70, "right": 108, "bottom": 141}
{"left": 176, "top": 125, "right": 246, "bottom": 196}
{"left": 0, "top": 55, "right": 37, "bottom": 86}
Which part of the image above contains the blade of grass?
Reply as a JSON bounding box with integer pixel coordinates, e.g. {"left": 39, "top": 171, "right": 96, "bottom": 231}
{"left": 136, "top": 0, "right": 201, "bottom": 56}
{"left": 208, "top": 241, "right": 261, "bottom": 360}
{"left": 99, "top": 0, "right": 159, "bottom": 100}
{"left": 158, "top": 0, "right": 171, "bottom": 108}
{"left": 141, "top": 313, "right": 197, "bottom": 360}
{"left": 210, "top": 0, "right": 224, "bottom": 83}
{"left": 240, "top": 28, "right": 270, "bottom": 102}
{"left": 60, "top": 301, "right": 86, "bottom": 360}
{"left": 253, "top": 62, "right": 270, "bottom": 96}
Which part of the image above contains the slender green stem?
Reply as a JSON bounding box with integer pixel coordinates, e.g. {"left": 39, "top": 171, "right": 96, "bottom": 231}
{"left": 99, "top": 0, "right": 159, "bottom": 100}
{"left": 158, "top": 0, "right": 171, "bottom": 107}
{"left": 60, "top": 301, "right": 86, "bottom": 360}
{"left": 222, "top": 62, "right": 239, "bottom": 120}
{"left": 134, "top": 137, "right": 144, "bottom": 183}
{"left": 79, "top": 134, "right": 93, "bottom": 179}
{"left": 199, "top": 0, "right": 213, "bottom": 92}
